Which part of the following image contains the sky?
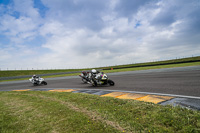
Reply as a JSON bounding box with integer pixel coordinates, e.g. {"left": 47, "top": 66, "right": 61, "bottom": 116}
{"left": 0, "top": 0, "right": 200, "bottom": 70}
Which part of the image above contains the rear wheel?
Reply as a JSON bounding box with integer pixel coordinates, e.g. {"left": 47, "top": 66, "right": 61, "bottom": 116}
{"left": 108, "top": 80, "right": 114, "bottom": 86}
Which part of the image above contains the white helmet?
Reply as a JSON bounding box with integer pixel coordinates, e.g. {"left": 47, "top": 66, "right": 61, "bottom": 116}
{"left": 92, "top": 69, "right": 97, "bottom": 74}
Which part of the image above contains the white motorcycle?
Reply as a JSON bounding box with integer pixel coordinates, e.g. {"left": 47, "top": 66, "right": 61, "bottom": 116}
{"left": 90, "top": 72, "right": 115, "bottom": 87}
{"left": 29, "top": 77, "right": 47, "bottom": 86}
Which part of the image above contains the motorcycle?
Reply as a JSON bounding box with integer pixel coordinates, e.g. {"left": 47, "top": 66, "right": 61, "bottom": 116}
{"left": 79, "top": 71, "right": 91, "bottom": 83}
{"left": 29, "top": 77, "right": 47, "bottom": 86}
{"left": 90, "top": 72, "right": 115, "bottom": 87}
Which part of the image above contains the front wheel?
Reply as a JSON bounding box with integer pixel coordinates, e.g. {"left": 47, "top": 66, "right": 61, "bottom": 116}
{"left": 91, "top": 79, "right": 97, "bottom": 87}
{"left": 108, "top": 80, "right": 114, "bottom": 86}
{"left": 42, "top": 81, "right": 47, "bottom": 85}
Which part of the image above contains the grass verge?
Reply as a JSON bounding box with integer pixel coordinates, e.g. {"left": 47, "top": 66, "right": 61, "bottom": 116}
{"left": 100, "top": 56, "right": 200, "bottom": 70}
{"left": 103, "top": 62, "right": 200, "bottom": 73}
{"left": 0, "top": 69, "right": 88, "bottom": 78}
{"left": 0, "top": 91, "right": 200, "bottom": 133}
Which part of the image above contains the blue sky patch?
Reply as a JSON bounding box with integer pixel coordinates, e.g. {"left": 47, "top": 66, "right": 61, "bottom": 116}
{"left": 0, "top": 0, "right": 200, "bottom": 70}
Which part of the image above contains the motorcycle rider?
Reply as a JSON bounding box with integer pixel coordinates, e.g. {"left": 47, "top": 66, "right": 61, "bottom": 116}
{"left": 91, "top": 69, "right": 102, "bottom": 83}
{"left": 80, "top": 71, "right": 90, "bottom": 83}
{"left": 32, "top": 74, "right": 40, "bottom": 83}
{"left": 81, "top": 71, "right": 89, "bottom": 78}
{"left": 82, "top": 71, "right": 87, "bottom": 76}
{"left": 29, "top": 74, "right": 47, "bottom": 85}
{"left": 32, "top": 74, "right": 39, "bottom": 79}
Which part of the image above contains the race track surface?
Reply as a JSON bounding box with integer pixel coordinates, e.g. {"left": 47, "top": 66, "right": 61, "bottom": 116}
{"left": 1, "top": 66, "right": 200, "bottom": 97}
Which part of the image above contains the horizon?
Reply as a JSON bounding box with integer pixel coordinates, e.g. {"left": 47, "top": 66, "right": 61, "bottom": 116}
{"left": 1, "top": 55, "right": 199, "bottom": 71}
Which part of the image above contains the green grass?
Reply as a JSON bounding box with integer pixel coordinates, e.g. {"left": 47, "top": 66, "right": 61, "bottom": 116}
{"left": 103, "top": 62, "right": 200, "bottom": 73}
{"left": 100, "top": 56, "right": 200, "bottom": 70}
{"left": 0, "top": 91, "right": 200, "bottom": 133}
{"left": 0, "top": 69, "right": 88, "bottom": 78}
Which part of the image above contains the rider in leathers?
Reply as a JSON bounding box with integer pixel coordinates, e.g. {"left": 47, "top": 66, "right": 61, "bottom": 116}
{"left": 31, "top": 75, "right": 40, "bottom": 83}
{"left": 91, "top": 69, "right": 102, "bottom": 83}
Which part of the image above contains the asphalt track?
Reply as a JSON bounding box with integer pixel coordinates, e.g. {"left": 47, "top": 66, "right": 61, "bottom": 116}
{"left": 1, "top": 66, "right": 200, "bottom": 97}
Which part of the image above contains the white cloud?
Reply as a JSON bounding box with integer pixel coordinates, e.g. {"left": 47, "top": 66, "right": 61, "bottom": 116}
{"left": 0, "top": 0, "right": 43, "bottom": 44}
{"left": 0, "top": 0, "right": 200, "bottom": 70}
{"left": 13, "top": 0, "right": 40, "bottom": 19}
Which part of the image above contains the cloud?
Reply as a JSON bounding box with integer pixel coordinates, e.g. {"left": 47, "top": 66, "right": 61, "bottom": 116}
{"left": 0, "top": 0, "right": 43, "bottom": 44}
{"left": 0, "top": 15, "right": 38, "bottom": 43}
{"left": 114, "top": 0, "right": 150, "bottom": 18}
{"left": 0, "top": 43, "right": 43, "bottom": 69}
{"left": 0, "top": 0, "right": 200, "bottom": 70}
{"left": 41, "top": 0, "right": 110, "bottom": 31}
{"left": 13, "top": 0, "right": 40, "bottom": 19}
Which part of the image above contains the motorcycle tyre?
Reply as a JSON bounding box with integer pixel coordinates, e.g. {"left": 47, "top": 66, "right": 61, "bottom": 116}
{"left": 42, "top": 81, "right": 47, "bottom": 85}
{"left": 108, "top": 80, "right": 115, "bottom": 86}
{"left": 92, "top": 80, "right": 97, "bottom": 87}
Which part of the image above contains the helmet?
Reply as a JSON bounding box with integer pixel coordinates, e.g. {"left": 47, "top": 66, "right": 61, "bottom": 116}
{"left": 33, "top": 75, "right": 36, "bottom": 78}
{"left": 92, "top": 69, "right": 97, "bottom": 74}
